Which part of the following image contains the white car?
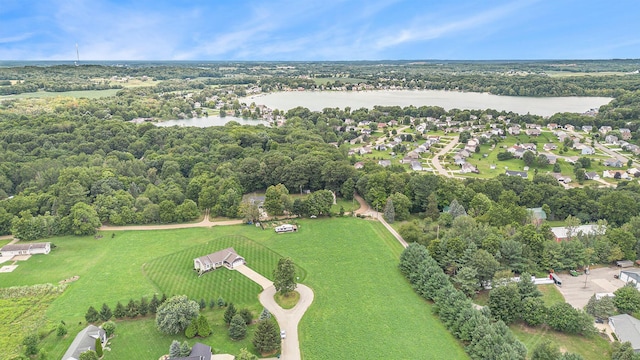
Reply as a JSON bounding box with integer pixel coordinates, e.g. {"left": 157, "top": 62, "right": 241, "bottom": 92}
{"left": 280, "top": 330, "right": 286, "bottom": 339}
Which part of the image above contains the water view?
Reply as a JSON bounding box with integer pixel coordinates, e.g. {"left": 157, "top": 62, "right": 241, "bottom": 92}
{"left": 242, "top": 90, "right": 613, "bottom": 117}
{"left": 154, "top": 115, "right": 269, "bottom": 128}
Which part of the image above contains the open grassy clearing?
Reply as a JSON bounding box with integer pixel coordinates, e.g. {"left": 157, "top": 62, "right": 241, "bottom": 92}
{"left": 538, "top": 284, "right": 566, "bottom": 306}
{"left": 275, "top": 291, "right": 299, "bottom": 309}
{"left": 0, "top": 89, "right": 121, "bottom": 100}
{"left": 510, "top": 324, "right": 611, "bottom": 360}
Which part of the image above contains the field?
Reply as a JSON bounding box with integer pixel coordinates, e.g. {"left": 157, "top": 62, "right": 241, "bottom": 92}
{"left": 0, "top": 89, "right": 121, "bottom": 100}
{"left": 510, "top": 324, "right": 611, "bottom": 360}
{"left": 0, "top": 218, "right": 467, "bottom": 359}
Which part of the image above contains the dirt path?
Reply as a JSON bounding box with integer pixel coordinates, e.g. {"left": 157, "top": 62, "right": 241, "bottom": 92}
{"left": 235, "top": 265, "right": 314, "bottom": 360}
{"left": 99, "top": 211, "right": 244, "bottom": 231}
{"left": 354, "top": 195, "right": 408, "bottom": 248}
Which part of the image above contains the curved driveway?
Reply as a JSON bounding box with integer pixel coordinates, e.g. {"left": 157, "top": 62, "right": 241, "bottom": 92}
{"left": 235, "top": 265, "right": 314, "bottom": 360}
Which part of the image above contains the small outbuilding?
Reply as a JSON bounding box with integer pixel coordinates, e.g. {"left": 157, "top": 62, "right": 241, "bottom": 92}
{"left": 0, "top": 242, "right": 51, "bottom": 257}
{"left": 193, "top": 247, "right": 245, "bottom": 275}
{"left": 619, "top": 269, "right": 640, "bottom": 290}
{"left": 617, "top": 260, "right": 635, "bottom": 268}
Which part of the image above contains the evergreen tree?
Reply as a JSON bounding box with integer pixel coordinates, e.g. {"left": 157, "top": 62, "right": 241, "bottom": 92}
{"left": 259, "top": 308, "right": 271, "bottom": 321}
{"left": 126, "top": 299, "right": 139, "bottom": 318}
{"left": 149, "top": 294, "right": 160, "bottom": 314}
{"left": 139, "top": 297, "right": 149, "bottom": 316}
{"left": 99, "top": 303, "right": 112, "bottom": 321}
{"left": 224, "top": 303, "right": 237, "bottom": 325}
{"left": 229, "top": 314, "right": 248, "bottom": 340}
{"left": 239, "top": 308, "right": 253, "bottom": 325}
{"left": 85, "top": 306, "right": 99, "bottom": 323}
{"left": 252, "top": 320, "right": 280, "bottom": 355}
{"left": 196, "top": 314, "right": 212, "bottom": 337}
{"left": 426, "top": 193, "right": 440, "bottom": 221}
{"left": 199, "top": 298, "right": 206, "bottom": 309}
{"left": 217, "top": 296, "right": 226, "bottom": 307}
{"left": 383, "top": 198, "right": 395, "bottom": 223}
{"left": 488, "top": 284, "right": 521, "bottom": 324}
{"left": 161, "top": 293, "right": 168, "bottom": 304}
{"left": 517, "top": 272, "right": 542, "bottom": 300}
{"left": 180, "top": 341, "right": 191, "bottom": 357}
{"left": 114, "top": 301, "right": 126, "bottom": 318}
{"left": 169, "top": 340, "right": 181, "bottom": 358}
{"left": 209, "top": 298, "right": 216, "bottom": 309}
{"left": 185, "top": 319, "right": 197, "bottom": 339}
{"left": 94, "top": 337, "right": 103, "bottom": 357}
{"left": 584, "top": 294, "right": 615, "bottom": 320}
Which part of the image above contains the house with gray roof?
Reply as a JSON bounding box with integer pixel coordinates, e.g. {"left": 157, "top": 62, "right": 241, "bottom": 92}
{"left": 0, "top": 242, "right": 50, "bottom": 257}
{"left": 609, "top": 314, "right": 640, "bottom": 352}
{"left": 174, "top": 342, "right": 212, "bottom": 360}
{"left": 505, "top": 170, "right": 528, "bottom": 178}
{"left": 620, "top": 269, "right": 640, "bottom": 291}
{"left": 62, "top": 325, "right": 107, "bottom": 360}
{"left": 193, "top": 247, "right": 245, "bottom": 275}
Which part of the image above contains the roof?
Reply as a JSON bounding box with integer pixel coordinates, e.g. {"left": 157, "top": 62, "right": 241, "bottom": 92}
{"left": 610, "top": 314, "right": 640, "bottom": 351}
{"left": 550, "top": 224, "right": 602, "bottom": 239}
{"left": 621, "top": 269, "right": 640, "bottom": 283}
{"left": 174, "top": 342, "right": 212, "bottom": 360}
{"left": 62, "top": 325, "right": 105, "bottom": 360}
{"left": 505, "top": 170, "right": 528, "bottom": 178}
{"left": 1, "top": 242, "right": 49, "bottom": 252}
{"left": 195, "top": 248, "right": 243, "bottom": 267}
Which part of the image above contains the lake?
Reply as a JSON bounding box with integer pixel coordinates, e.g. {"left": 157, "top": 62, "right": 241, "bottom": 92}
{"left": 241, "top": 90, "right": 613, "bottom": 117}
{"left": 154, "top": 116, "right": 269, "bottom": 128}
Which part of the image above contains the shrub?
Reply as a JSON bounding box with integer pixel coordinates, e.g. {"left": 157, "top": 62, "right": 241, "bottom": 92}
{"left": 180, "top": 341, "right": 191, "bottom": 357}
{"left": 217, "top": 296, "right": 226, "bottom": 307}
{"left": 126, "top": 299, "right": 139, "bottom": 318}
{"left": 102, "top": 321, "right": 116, "bottom": 337}
{"left": 196, "top": 314, "right": 212, "bottom": 337}
{"left": 99, "top": 303, "right": 112, "bottom": 321}
{"left": 79, "top": 350, "right": 98, "bottom": 360}
{"left": 57, "top": 322, "right": 68, "bottom": 337}
{"left": 95, "top": 337, "right": 103, "bottom": 357}
{"left": 185, "top": 320, "right": 197, "bottom": 339}
{"left": 114, "top": 301, "right": 126, "bottom": 318}
{"left": 22, "top": 334, "right": 39, "bottom": 356}
{"left": 199, "top": 298, "right": 206, "bottom": 309}
{"left": 149, "top": 294, "right": 160, "bottom": 314}
{"left": 239, "top": 308, "right": 253, "bottom": 325}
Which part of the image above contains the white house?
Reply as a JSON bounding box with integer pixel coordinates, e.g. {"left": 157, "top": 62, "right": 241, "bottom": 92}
{"left": 619, "top": 269, "right": 640, "bottom": 291}
{"left": 550, "top": 224, "right": 603, "bottom": 241}
{"left": 193, "top": 247, "right": 245, "bottom": 274}
{"left": 0, "top": 242, "right": 51, "bottom": 257}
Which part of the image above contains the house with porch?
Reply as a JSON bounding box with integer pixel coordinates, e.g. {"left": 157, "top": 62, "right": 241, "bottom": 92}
{"left": 193, "top": 248, "right": 245, "bottom": 275}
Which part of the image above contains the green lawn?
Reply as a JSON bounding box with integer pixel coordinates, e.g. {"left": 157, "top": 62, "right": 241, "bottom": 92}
{"left": 538, "top": 284, "right": 566, "bottom": 307}
{"left": 510, "top": 324, "right": 611, "bottom": 360}
{"left": 0, "top": 219, "right": 467, "bottom": 359}
{"left": 0, "top": 89, "right": 121, "bottom": 100}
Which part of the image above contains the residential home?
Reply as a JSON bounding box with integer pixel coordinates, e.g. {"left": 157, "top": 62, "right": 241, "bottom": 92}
{"left": 554, "top": 130, "right": 567, "bottom": 140}
{"left": 547, "top": 123, "right": 558, "bottom": 130}
{"left": 604, "top": 158, "right": 624, "bottom": 167}
{"left": 410, "top": 161, "right": 423, "bottom": 171}
{"left": 609, "top": 314, "right": 640, "bottom": 352}
{"left": 544, "top": 154, "right": 557, "bottom": 164}
{"left": 525, "top": 123, "right": 540, "bottom": 129}
{"left": 526, "top": 128, "right": 541, "bottom": 136}
{"left": 62, "top": 325, "right": 107, "bottom": 360}
{"left": 605, "top": 135, "right": 619, "bottom": 144}
{"left": 620, "top": 128, "right": 632, "bottom": 140}
{"left": 460, "top": 163, "right": 479, "bottom": 174}
{"left": 193, "top": 248, "right": 245, "bottom": 275}
{"left": 582, "top": 125, "right": 593, "bottom": 132}
{"left": 375, "top": 144, "right": 387, "bottom": 151}
{"left": 359, "top": 146, "right": 372, "bottom": 155}
{"left": 585, "top": 172, "right": 600, "bottom": 180}
{"left": 599, "top": 126, "right": 613, "bottom": 135}
{"left": 507, "top": 126, "right": 521, "bottom": 135}
{"left": 543, "top": 143, "right": 558, "bottom": 151}
{"left": 550, "top": 224, "right": 602, "bottom": 242}
{"left": 453, "top": 155, "right": 467, "bottom": 166}
{"left": 388, "top": 120, "right": 399, "bottom": 126}
{"left": 354, "top": 162, "right": 364, "bottom": 169}
{"left": 0, "top": 242, "right": 51, "bottom": 257}
{"left": 505, "top": 170, "right": 528, "bottom": 178}
{"left": 521, "top": 143, "right": 537, "bottom": 151}
{"left": 564, "top": 124, "right": 575, "bottom": 131}
{"left": 378, "top": 160, "right": 392, "bottom": 167}
{"left": 361, "top": 129, "right": 372, "bottom": 136}
{"left": 581, "top": 146, "right": 595, "bottom": 155}
{"left": 551, "top": 173, "right": 571, "bottom": 184}
{"left": 459, "top": 149, "right": 472, "bottom": 158}
{"left": 602, "top": 170, "right": 615, "bottom": 178}
{"left": 174, "top": 343, "right": 213, "bottom": 360}
{"left": 377, "top": 122, "right": 387, "bottom": 129}
{"left": 565, "top": 156, "right": 579, "bottom": 164}
{"left": 628, "top": 168, "right": 640, "bottom": 176}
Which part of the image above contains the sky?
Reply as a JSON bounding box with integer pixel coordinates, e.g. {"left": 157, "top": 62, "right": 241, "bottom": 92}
{"left": 1, "top": 0, "right": 639, "bottom": 61}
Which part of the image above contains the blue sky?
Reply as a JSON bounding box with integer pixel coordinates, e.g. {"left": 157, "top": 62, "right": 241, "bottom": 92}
{"left": 1, "top": 0, "right": 639, "bottom": 61}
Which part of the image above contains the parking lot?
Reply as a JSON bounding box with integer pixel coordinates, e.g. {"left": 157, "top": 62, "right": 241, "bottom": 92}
{"left": 555, "top": 267, "right": 627, "bottom": 309}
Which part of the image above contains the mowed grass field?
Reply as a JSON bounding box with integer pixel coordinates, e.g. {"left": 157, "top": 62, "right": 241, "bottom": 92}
{"left": 0, "top": 88, "right": 121, "bottom": 100}
{"left": 0, "top": 218, "right": 467, "bottom": 359}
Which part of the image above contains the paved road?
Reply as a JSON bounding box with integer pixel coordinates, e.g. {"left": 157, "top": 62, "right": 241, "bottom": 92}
{"left": 431, "top": 136, "right": 459, "bottom": 178}
{"left": 235, "top": 265, "right": 314, "bottom": 360}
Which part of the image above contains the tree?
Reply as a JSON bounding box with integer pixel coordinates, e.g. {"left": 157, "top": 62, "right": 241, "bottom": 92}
{"left": 229, "top": 314, "right": 248, "bottom": 340}
{"left": 523, "top": 150, "right": 536, "bottom": 167}
{"left": 239, "top": 200, "right": 261, "bottom": 223}
{"left": 469, "top": 249, "right": 499, "bottom": 287}
{"left": 156, "top": 295, "right": 200, "bottom": 335}
{"left": 383, "top": 198, "right": 395, "bottom": 223}
{"left": 584, "top": 294, "right": 615, "bottom": 320}
{"left": 66, "top": 202, "right": 101, "bottom": 235}
{"left": 426, "top": 193, "right": 439, "bottom": 220}
{"left": 448, "top": 199, "right": 467, "bottom": 219}
{"left": 612, "top": 342, "right": 638, "bottom": 360}
{"left": 517, "top": 272, "right": 542, "bottom": 300}
{"left": 22, "top": 333, "right": 39, "bottom": 356}
{"left": 95, "top": 337, "right": 103, "bottom": 357}
{"left": 388, "top": 192, "right": 411, "bottom": 221}
{"left": 521, "top": 297, "right": 547, "bottom": 326}
{"left": 264, "top": 184, "right": 290, "bottom": 216}
{"left": 236, "top": 348, "right": 259, "bottom": 360}
{"left": 180, "top": 341, "right": 191, "bottom": 357}
{"left": 169, "top": 340, "right": 181, "bottom": 358}
{"left": 199, "top": 298, "right": 206, "bottom": 310}
{"left": 224, "top": 303, "right": 237, "bottom": 325}
{"left": 114, "top": 301, "right": 125, "bottom": 319}
{"left": 102, "top": 321, "right": 116, "bottom": 337}
{"left": 259, "top": 308, "right": 271, "bottom": 321}
{"left": 85, "top": 306, "right": 99, "bottom": 323}
{"left": 614, "top": 284, "right": 640, "bottom": 314}
{"left": 273, "top": 257, "right": 296, "bottom": 295}
{"left": 239, "top": 308, "right": 253, "bottom": 325}
{"left": 531, "top": 340, "right": 561, "bottom": 360}
{"left": 253, "top": 320, "right": 280, "bottom": 355}
{"left": 453, "top": 266, "right": 479, "bottom": 297}
{"left": 79, "top": 350, "right": 99, "bottom": 360}
{"left": 547, "top": 302, "right": 594, "bottom": 335}
{"left": 149, "top": 294, "right": 160, "bottom": 314}
{"left": 487, "top": 284, "right": 520, "bottom": 324}
{"left": 217, "top": 296, "right": 226, "bottom": 307}
{"left": 126, "top": 298, "right": 139, "bottom": 318}
{"left": 553, "top": 162, "right": 561, "bottom": 173}
{"left": 185, "top": 319, "right": 197, "bottom": 338}
{"left": 99, "top": 303, "right": 112, "bottom": 321}
{"left": 139, "top": 296, "right": 149, "bottom": 316}
{"left": 197, "top": 314, "right": 212, "bottom": 337}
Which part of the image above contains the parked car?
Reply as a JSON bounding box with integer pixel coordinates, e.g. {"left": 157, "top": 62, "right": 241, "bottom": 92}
{"left": 280, "top": 330, "right": 286, "bottom": 339}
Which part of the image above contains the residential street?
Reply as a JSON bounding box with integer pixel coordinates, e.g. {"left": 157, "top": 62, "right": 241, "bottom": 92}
{"left": 431, "top": 136, "right": 459, "bottom": 178}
